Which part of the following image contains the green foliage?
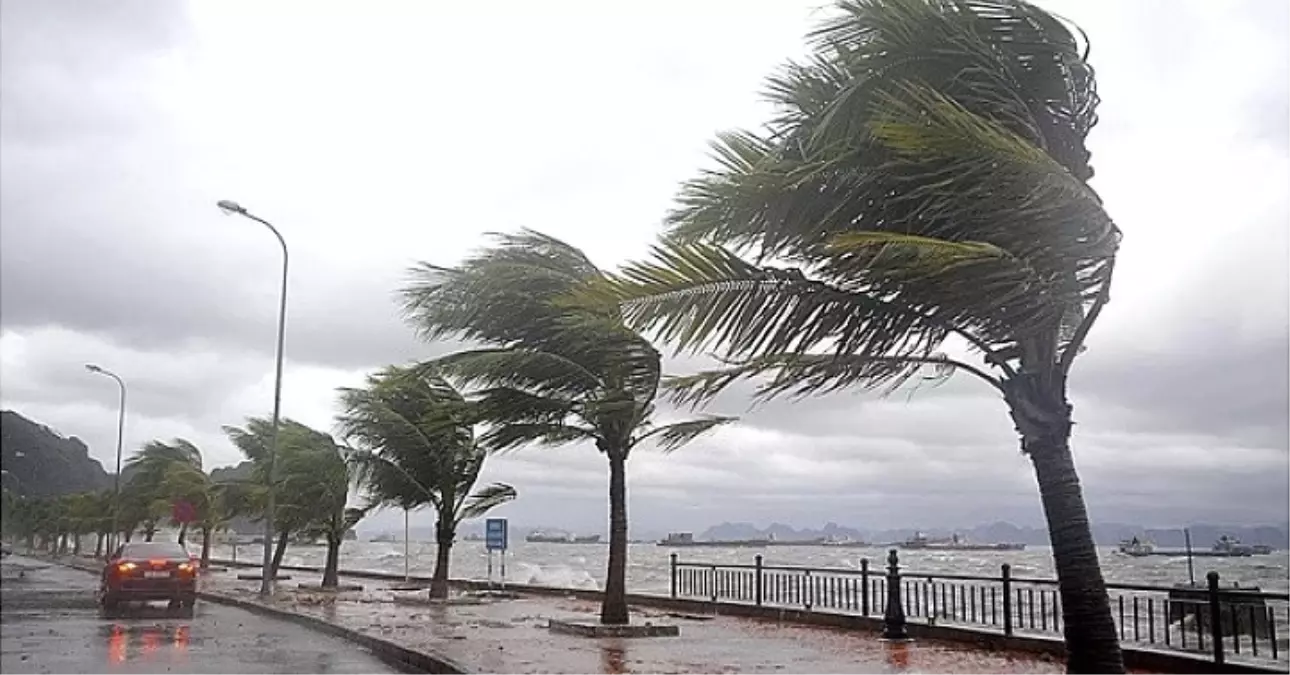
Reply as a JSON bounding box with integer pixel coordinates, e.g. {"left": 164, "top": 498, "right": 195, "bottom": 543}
{"left": 338, "top": 364, "right": 516, "bottom": 527}
{"left": 401, "top": 231, "right": 736, "bottom": 458}
{"left": 223, "top": 417, "right": 366, "bottom": 544}
{"left": 599, "top": 0, "right": 1117, "bottom": 403}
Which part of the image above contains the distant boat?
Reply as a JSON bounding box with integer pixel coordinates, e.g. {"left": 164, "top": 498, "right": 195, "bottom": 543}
{"left": 525, "top": 531, "right": 602, "bottom": 544}
{"left": 818, "top": 535, "right": 871, "bottom": 548}
{"left": 369, "top": 533, "right": 398, "bottom": 543}
{"left": 657, "top": 532, "right": 770, "bottom": 548}
{"left": 898, "top": 532, "right": 1025, "bottom": 552}
{"left": 1251, "top": 544, "right": 1274, "bottom": 555}
{"left": 1118, "top": 537, "right": 1156, "bottom": 556}
{"left": 1212, "top": 535, "right": 1255, "bottom": 556}
{"left": 1118, "top": 535, "right": 1254, "bottom": 558}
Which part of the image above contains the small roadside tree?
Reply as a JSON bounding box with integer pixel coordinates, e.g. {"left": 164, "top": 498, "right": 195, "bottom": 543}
{"left": 339, "top": 364, "right": 515, "bottom": 598}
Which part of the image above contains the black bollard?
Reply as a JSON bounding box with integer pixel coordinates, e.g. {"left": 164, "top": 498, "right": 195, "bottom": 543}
{"left": 882, "top": 548, "right": 910, "bottom": 640}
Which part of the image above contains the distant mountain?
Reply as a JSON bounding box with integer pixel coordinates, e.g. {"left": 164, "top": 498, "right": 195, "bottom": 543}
{"left": 1, "top": 410, "right": 112, "bottom": 497}
{"left": 698, "top": 521, "right": 1290, "bottom": 548}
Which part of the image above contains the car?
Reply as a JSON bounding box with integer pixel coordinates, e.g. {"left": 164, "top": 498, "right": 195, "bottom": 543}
{"left": 100, "top": 541, "right": 198, "bottom": 612}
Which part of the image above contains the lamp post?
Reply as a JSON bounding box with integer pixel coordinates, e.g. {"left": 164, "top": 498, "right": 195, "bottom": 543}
{"left": 85, "top": 365, "right": 126, "bottom": 554}
{"left": 216, "top": 199, "right": 288, "bottom": 597}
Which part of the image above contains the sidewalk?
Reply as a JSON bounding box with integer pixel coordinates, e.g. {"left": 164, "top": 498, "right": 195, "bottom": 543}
{"left": 200, "top": 567, "right": 1064, "bottom": 674}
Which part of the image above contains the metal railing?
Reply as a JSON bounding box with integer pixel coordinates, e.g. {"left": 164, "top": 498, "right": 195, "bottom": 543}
{"left": 670, "top": 551, "right": 1289, "bottom": 668}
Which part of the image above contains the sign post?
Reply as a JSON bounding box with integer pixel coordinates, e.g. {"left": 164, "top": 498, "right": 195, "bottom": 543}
{"left": 485, "top": 518, "right": 508, "bottom": 590}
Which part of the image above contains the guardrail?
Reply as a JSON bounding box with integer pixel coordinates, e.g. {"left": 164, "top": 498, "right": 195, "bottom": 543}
{"left": 670, "top": 550, "right": 1288, "bottom": 669}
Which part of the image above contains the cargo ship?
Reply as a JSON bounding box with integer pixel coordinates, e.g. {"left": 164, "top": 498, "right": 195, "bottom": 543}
{"left": 1119, "top": 534, "right": 1263, "bottom": 558}
{"left": 898, "top": 532, "right": 1025, "bottom": 552}
{"left": 525, "top": 531, "right": 602, "bottom": 544}
{"left": 656, "top": 532, "right": 771, "bottom": 548}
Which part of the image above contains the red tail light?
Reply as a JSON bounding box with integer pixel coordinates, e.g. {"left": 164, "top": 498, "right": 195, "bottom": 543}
{"left": 148, "top": 559, "right": 167, "bottom": 568}
{"left": 177, "top": 562, "right": 195, "bottom": 575}
{"left": 116, "top": 561, "right": 138, "bottom": 573}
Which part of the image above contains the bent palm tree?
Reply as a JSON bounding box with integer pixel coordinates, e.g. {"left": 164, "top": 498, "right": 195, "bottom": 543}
{"left": 401, "top": 231, "right": 735, "bottom": 624}
{"left": 273, "top": 429, "right": 367, "bottom": 589}
{"left": 223, "top": 418, "right": 334, "bottom": 578}
{"left": 339, "top": 364, "right": 516, "bottom": 598}
{"left": 598, "top": 1, "right": 1121, "bottom": 670}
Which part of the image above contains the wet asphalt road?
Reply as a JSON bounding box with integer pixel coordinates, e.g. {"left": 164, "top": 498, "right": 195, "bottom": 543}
{"left": 1, "top": 555, "right": 396, "bottom": 674}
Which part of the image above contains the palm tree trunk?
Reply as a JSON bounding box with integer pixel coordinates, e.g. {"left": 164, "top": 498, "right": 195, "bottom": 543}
{"left": 177, "top": 522, "right": 188, "bottom": 546}
{"left": 1007, "top": 369, "right": 1124, "bottom": 674}
{"left": 200, "top": 528, "right": 213, "bottom": 569}
{"left": 322, "top": 535, "right": 341, "bottom": 588}
{"left": 95, "top": 533, "right": 105, "bottom": 558}
{"left": 270, "top": 529, "right": 290, "bottom": 578}
{"left": 600, "top": 453, "right": 630, "bottom": 625}
{"left": 430, "top": 520, "right": 453, "bottom": 599}
{"left": 73, "top": 534, "right": 82, "bottom": 556}
{"left": 1031, "top": 438, "right": 1124, "bottom": 673}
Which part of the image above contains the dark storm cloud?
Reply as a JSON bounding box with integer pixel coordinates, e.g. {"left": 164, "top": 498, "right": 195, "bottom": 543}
{"left": 0, "top": 0, "right": 436, "bottom": 372}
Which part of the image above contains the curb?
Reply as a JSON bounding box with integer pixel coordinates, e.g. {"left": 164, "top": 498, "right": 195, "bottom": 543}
{"left": 196, "top": 590, "right": 469, "bottom": 674}
{"left": 25, "top": 554, "right": 468, "bottom": 675}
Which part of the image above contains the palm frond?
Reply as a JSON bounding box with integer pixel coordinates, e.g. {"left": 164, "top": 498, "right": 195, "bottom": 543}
{"left": 434, "top": 348, "right": 603, "bottom": 398}
{"left": 600, "top": 239, "right": 955, "bottom": 361}
{"left": 633, "top": 415, "right": 737, "bottom": 453}
{"left": 647, "top": 0, "right": 1114, "bottom": 373}
{"left": 664, "top": 350, "right": 999, "bottom": 408}
{"left": 458, "top": 483, "right": 517, "bottom": 521}
{"left": 479, "top": 423, "right": 599, "bottom": 454}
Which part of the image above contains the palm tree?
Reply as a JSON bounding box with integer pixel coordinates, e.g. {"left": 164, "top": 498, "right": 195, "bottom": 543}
{"left": 224, "top": 417, "right": 355, "bottom": 580}
{"left": 125, "top": 439, "right": 205, "bottom": 545}
{"left": 159, "top": 462, "right": 234, "bottom": 568}
{"left": 595, "top": 0, "right": 1120, "bottom": 670}
{"left": 272, "top": 423, "right": 368, "bottom": 589}
{"left": 338, "top": 364, "right": 517, "bottom": 598}
{"left": 118, "top": 480, "right": 160, "bottom": 543}
{"left": 401, "top": 231, "right": 735, "bottom": 623}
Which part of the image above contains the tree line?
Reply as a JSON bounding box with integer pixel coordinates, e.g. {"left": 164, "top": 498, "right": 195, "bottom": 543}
{"left": 1, "top": 369, "right": 517, "bottom": 594}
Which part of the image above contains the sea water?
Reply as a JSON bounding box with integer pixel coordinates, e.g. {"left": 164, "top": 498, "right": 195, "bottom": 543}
{"left": 208, "top": 540, "right": 1290, "bottom": 595}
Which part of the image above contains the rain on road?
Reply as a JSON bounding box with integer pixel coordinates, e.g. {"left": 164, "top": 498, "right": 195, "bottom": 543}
{"left": 1, "top": 555, "right": 397, "bottom": 674}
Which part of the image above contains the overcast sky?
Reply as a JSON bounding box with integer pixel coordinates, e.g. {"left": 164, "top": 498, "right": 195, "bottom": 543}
{"left": 2, "top": 0, "right": 1286, "bottom": 536}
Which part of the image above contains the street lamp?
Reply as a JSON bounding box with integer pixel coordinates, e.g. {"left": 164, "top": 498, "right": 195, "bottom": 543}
{"left": 86, "top": 364, "right": 126, "bottom": 554}
{"left": 216, "top": 199, "right": 288, "bottom": 597}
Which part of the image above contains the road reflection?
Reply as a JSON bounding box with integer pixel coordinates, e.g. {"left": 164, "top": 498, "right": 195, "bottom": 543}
{"left": 99, "top": 604, "right": 194, "bottom": 669}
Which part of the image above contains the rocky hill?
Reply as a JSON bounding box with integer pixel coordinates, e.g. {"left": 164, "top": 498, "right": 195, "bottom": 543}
{"left": 1, "top": 410, "right": 112, "bottom": 497}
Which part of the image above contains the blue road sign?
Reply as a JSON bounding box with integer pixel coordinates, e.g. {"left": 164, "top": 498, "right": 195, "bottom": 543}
{"left": 485, "top": 518, "right": 508, "bottom": 551}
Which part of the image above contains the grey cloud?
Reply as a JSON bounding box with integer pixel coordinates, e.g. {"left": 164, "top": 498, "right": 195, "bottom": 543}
{"left": 2, "top": 0, "right": 1286, "bottom": 536}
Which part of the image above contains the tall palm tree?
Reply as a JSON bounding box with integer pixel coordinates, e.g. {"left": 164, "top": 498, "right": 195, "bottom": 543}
{"left": 596, "top": 0, "right": 1120, "bottom": 670}
{"left": 339, "top": 364, "right": 516, "bottom": 598}
{"left": 401, "top": 231, "right": 735, "bottom": 623}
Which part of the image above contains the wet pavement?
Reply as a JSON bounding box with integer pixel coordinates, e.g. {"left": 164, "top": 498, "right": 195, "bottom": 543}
{"left": 0, "top": 555, "right": 396, "bottom": 674}
{"left": 199, "top": 567, "right": 1067, "bottom": 674}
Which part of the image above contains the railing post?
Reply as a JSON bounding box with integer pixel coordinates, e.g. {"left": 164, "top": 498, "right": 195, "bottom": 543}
{"left": 1207, "top": 571, "right": 1225, "bottom": 665}
{"left": 882, "top": 549, "right": 909, "bottom": 640}
{"left": 754, "top": 554, "right": 764, "bottom": 607}
{"left": 670, "top": 553, "right": 678, "bottom": 599}
{"left": 1001, "top": 564, "right": 1013, "bottom": 637}
{"left": 860, "top": 558, "right": 870, "bottom": 616}
{"left": 804, "top": 569, "right": 813, "bottom": 611}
